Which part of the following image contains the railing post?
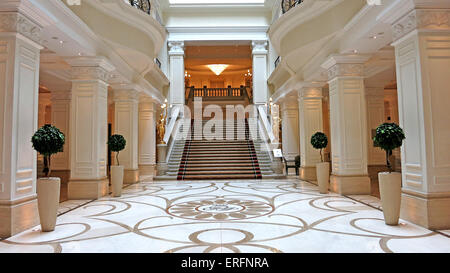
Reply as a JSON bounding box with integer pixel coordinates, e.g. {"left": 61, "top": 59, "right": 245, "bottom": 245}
{"left": 203, "top": 86, "right": 207, "bottom": 97}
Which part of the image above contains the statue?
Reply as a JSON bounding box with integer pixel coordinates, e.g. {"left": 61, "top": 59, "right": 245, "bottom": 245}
{"left": 157, "top": 112, "right": 166, "bottom": 144}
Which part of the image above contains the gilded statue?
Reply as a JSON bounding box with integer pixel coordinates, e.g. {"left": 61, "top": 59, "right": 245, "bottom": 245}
{"left": 157, "top": 112, "right": 166, "bottom": 144}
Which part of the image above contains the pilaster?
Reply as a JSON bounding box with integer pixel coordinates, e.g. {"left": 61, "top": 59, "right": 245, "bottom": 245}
{"left": 168, "top": 41, "right": 185, "bottom": 107}
{"left": 252, "top": 40, "right": 268, "bottom": 106}
{"left": 66, "top": 57, "right": 115, "bottom": 200}
{"left": 50, "top": 90, "right": 71, "bottom": 184}
{"left": 0, "top": 11, "right": 42, "bottom": 237}
{"left": 365, "top": 85, "right": 385, "bottom": 166}
{"left": 139, "top": 96, "right": 156, "bottom": 176}
{"left": 392, "top": 8, "right": 450, "bottom": 229}
{"left": 280, "top": 97, "right": 299, "bottom": 164}
{"left": 112, "top": 86, "right": 140, "bottom": 184}
{"left": 321, "top": 54, "right": 371, "bottom": 195}
{"left": 298, "top": 83, "right": 324, "bottom": 181}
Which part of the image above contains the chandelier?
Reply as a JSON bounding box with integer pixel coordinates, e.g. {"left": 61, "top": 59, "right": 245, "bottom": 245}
{"left": 207, "top": 64, "right": 229, "bottom": 76}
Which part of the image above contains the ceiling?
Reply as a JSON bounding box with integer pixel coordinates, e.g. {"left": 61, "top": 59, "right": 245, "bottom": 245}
{"left": 185, "top": 45, "right": 252, "bottom": 76}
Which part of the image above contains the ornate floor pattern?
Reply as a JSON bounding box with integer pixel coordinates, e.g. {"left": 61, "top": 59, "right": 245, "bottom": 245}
{"left": 1, "top": 178, "right": 450, "bottom": 253}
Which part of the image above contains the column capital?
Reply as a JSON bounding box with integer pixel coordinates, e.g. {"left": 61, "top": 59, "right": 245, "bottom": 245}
{"left": 392, "top": 9, "right": 450, "bottom": 42}
{"left": 113, "top": 89, "right": 140, "bottom": 102}
{"left": 0, "top": 12, "right": 42, "bottom": 45}
{"left": 168, "top": 40, "right": 184, "bottom": 56}
{"left": 50, "top": 90, "right": 71, "bottom": 101}
{"left": 252, "top": 40, "right": 268, "bottom": 55}
{"left": 279, "top": 96, "right": 298, "bottom": 112}
{"left": 298, "top": 86, "right": 323, "bottom": 100}
{"left": 139, "top": 95, "right": 156, "bottom": 104}
{"left": 65, "top": 57, "right": 115, "bottom": 83}
{"left": 321, "top": 54, "right": 371, "bottom": 81}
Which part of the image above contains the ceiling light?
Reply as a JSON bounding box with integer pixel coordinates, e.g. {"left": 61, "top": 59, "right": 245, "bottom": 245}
{"left": 207, "top": 64, "right": 229, "bottom": 76}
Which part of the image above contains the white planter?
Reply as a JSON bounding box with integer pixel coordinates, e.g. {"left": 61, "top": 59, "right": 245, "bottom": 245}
{"left": 37, "top": 177, "right": 61, "bottom": 232}
{"left": 316, "top": 162, "right": 330, "bottom": 194}
{"left": 111, "top": 165, "right": 124, "bottom": 197}
{"left": 378, "top": 172, "right": 402, "bottom": 225}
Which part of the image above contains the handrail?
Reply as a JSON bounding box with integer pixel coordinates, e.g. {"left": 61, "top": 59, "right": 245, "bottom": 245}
{"left": 274, "top": 56, "right": 281, "bottom": 68}
{"left": 192, "top": 87, "right": 244, "bottom": 97}
{"left": 128, "top": 0, "right": 151, "bottom": 14}
{"left": 257, "top": 105, "right": 276, "bottom": 144}
{"left": 281, "top": 0, "right": 304, "bottom": 14}
{"left": 163, "top": 105, "right": 181, "bottom": 144}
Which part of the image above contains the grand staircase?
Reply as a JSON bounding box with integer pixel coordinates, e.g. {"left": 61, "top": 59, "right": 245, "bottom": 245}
{"left": 177, "top": 119, "right": 262, "bottom": 180}
{"left": 156, "top": 118, "right": 280, "bottom": 180}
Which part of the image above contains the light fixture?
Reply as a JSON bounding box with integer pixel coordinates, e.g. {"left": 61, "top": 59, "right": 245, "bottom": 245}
{"left": 207, "top": 64, "right": 229, "bottom": 76}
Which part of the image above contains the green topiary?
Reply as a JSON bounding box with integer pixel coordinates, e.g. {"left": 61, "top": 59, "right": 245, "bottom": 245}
{"left": 373, "top": 123, "right": 405, "bottom": 173}
{"left": 108, "top": 134, "right": 126, "bottom": 166}
{"left": 31, "top": 125, "right": 65, "bottom": 177}
{"left": 311, "top": 132, "right": 328, "bottom": 162}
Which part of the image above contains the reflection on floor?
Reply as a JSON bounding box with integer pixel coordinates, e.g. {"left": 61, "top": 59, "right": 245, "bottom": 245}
{"left": 1, "top": 178, "right": 449, "bottom": 253}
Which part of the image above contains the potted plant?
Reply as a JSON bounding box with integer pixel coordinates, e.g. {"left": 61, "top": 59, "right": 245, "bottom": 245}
{"left": 31, "top": 125, "right": 65, "bottom": 232}
{"left": 311, "top": 132, "right": 329, "bottom": 194}
{"left": 108, "top": 134, "right": 126, "bottom": 197}
{"left": 373, "top": 123, "right": 406, "bottom": 225}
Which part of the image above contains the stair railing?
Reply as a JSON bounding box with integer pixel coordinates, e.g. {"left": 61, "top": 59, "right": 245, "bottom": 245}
{"left": 162, "top": 105, "right": 182, "bottom": 164}
{"left": 257, "top": 105, "right": 277, "bottom": 162}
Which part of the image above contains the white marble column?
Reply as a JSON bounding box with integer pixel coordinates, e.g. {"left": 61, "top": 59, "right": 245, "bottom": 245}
{"left": 321, "top": 54, "right": 371, "bottom": 195}
{"left": 252, "top": 40, "right": 268, "bottom": 106}
{"left": 168, "top": 41, "right": 185, "bottom": 107}
{"left": 50, "top": 90, "right": 71, "bottom": 182}
{"left": 391, "top": 7, "right": 450, "bottom": 229}
{"left": 66, "top": 57, "right": 115, "bottom": 200}
{"left": 280, "top": 97, "right": 300, "bottom": 174}
{"left": 0, "top": 12, "right": 42, "bottom": 237}
{"left": 365, "top": 85, "right": 385, "bottom": 166}
{"left": 298, "top": 84, "right": 324, "bottom": 181}
{"left": 113, "top": 86, "right": 139, "bottom": 184}
{"left": 138, "top": 97, "right": 156, "bottom": 176}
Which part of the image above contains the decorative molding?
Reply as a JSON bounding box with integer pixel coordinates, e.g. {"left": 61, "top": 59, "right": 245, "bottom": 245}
{"left": 0, "top": 12, "right": 41, "bottom": 44}
{"left": 393, "top": 9, "right": 450, "bottom": 41}
{"left": 168, "top": 40, "right": 184, "bottom": 56}
{"left": 252, "top": 40, "right": 268, "bottom": 55}
{"left": 322, "top": 54, "right": 371, "bottom": 81}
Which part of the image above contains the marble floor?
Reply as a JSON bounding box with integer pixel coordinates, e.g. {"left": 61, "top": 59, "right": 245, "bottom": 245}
{"left": 1, "top": 178, "right": 449, "bottom": 253}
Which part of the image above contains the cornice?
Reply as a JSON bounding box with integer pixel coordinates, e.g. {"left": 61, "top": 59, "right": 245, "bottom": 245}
{"left": 0, "top": 12, "right": 41, "bottom": 44}
{"left": 392, "top": 9, "right": 450, "bottom": 41}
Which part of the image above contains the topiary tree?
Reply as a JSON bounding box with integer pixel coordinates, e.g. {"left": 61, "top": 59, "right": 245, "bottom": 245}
{"left": 311, "top": 132, "right": 328, "bottom": 162}
{"left": 373, "top": 123, "right": 405, "bottom": 173}
{"left": 31, "top": 125, "right": 65, "bottom": 177}
{"left": 108, "top": 134, "right": 126, "bottom": 166}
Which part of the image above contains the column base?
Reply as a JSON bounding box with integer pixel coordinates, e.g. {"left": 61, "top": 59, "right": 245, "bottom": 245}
{"left": 68, "top": 177, "right": 109, "bottom": 200}
{"left": 156, "top": 163, "right": 169, "bottom": 176}
{"left": 124, "top": 169, "right": 139, "bottom": 184}
{"left": 400, "top": 190, "right": 450, "bottom": 230}
{"left": 271, "top": 161, "right": 284, "bottom": 174}
{"left": 0, "top": 197, "right": 39, "bottom": 238}
{"left": 300, "top": 166, "right": 317, "bottom": 182}
{"left": 330, "top": 175, "right": 371, "bottom": 195}
{"left": 139, "top": 164, "right": 155, "bottom": 176}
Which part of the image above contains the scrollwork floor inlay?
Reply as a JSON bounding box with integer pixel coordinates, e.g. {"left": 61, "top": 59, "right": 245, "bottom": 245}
{"left": 1, "top": 179, "right": 449, "bottom": 253}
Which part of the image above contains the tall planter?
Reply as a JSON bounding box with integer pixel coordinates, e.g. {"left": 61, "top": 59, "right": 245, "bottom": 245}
{"left": 108, "top": 134, "right": 127, "bottom": 197}
{"left": 37, "top": 177, "right": 61, "bottom": 231}
{"left": 31, "top": 125, "right": 65, "bottom": 232}
{"left": 316, "top": 162, "right": 330, "bottom": 194}
{"left": 373, "top": 123, "right": 405, "bottom": 226}
{"left": 311, "top": 132, "right": 329, "bottom": 194}
{"left": 111, "top": 165, "right": 124, "bottom": 197}
{"left": 378, "top": 172, "right": 402, "bottom": 225}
